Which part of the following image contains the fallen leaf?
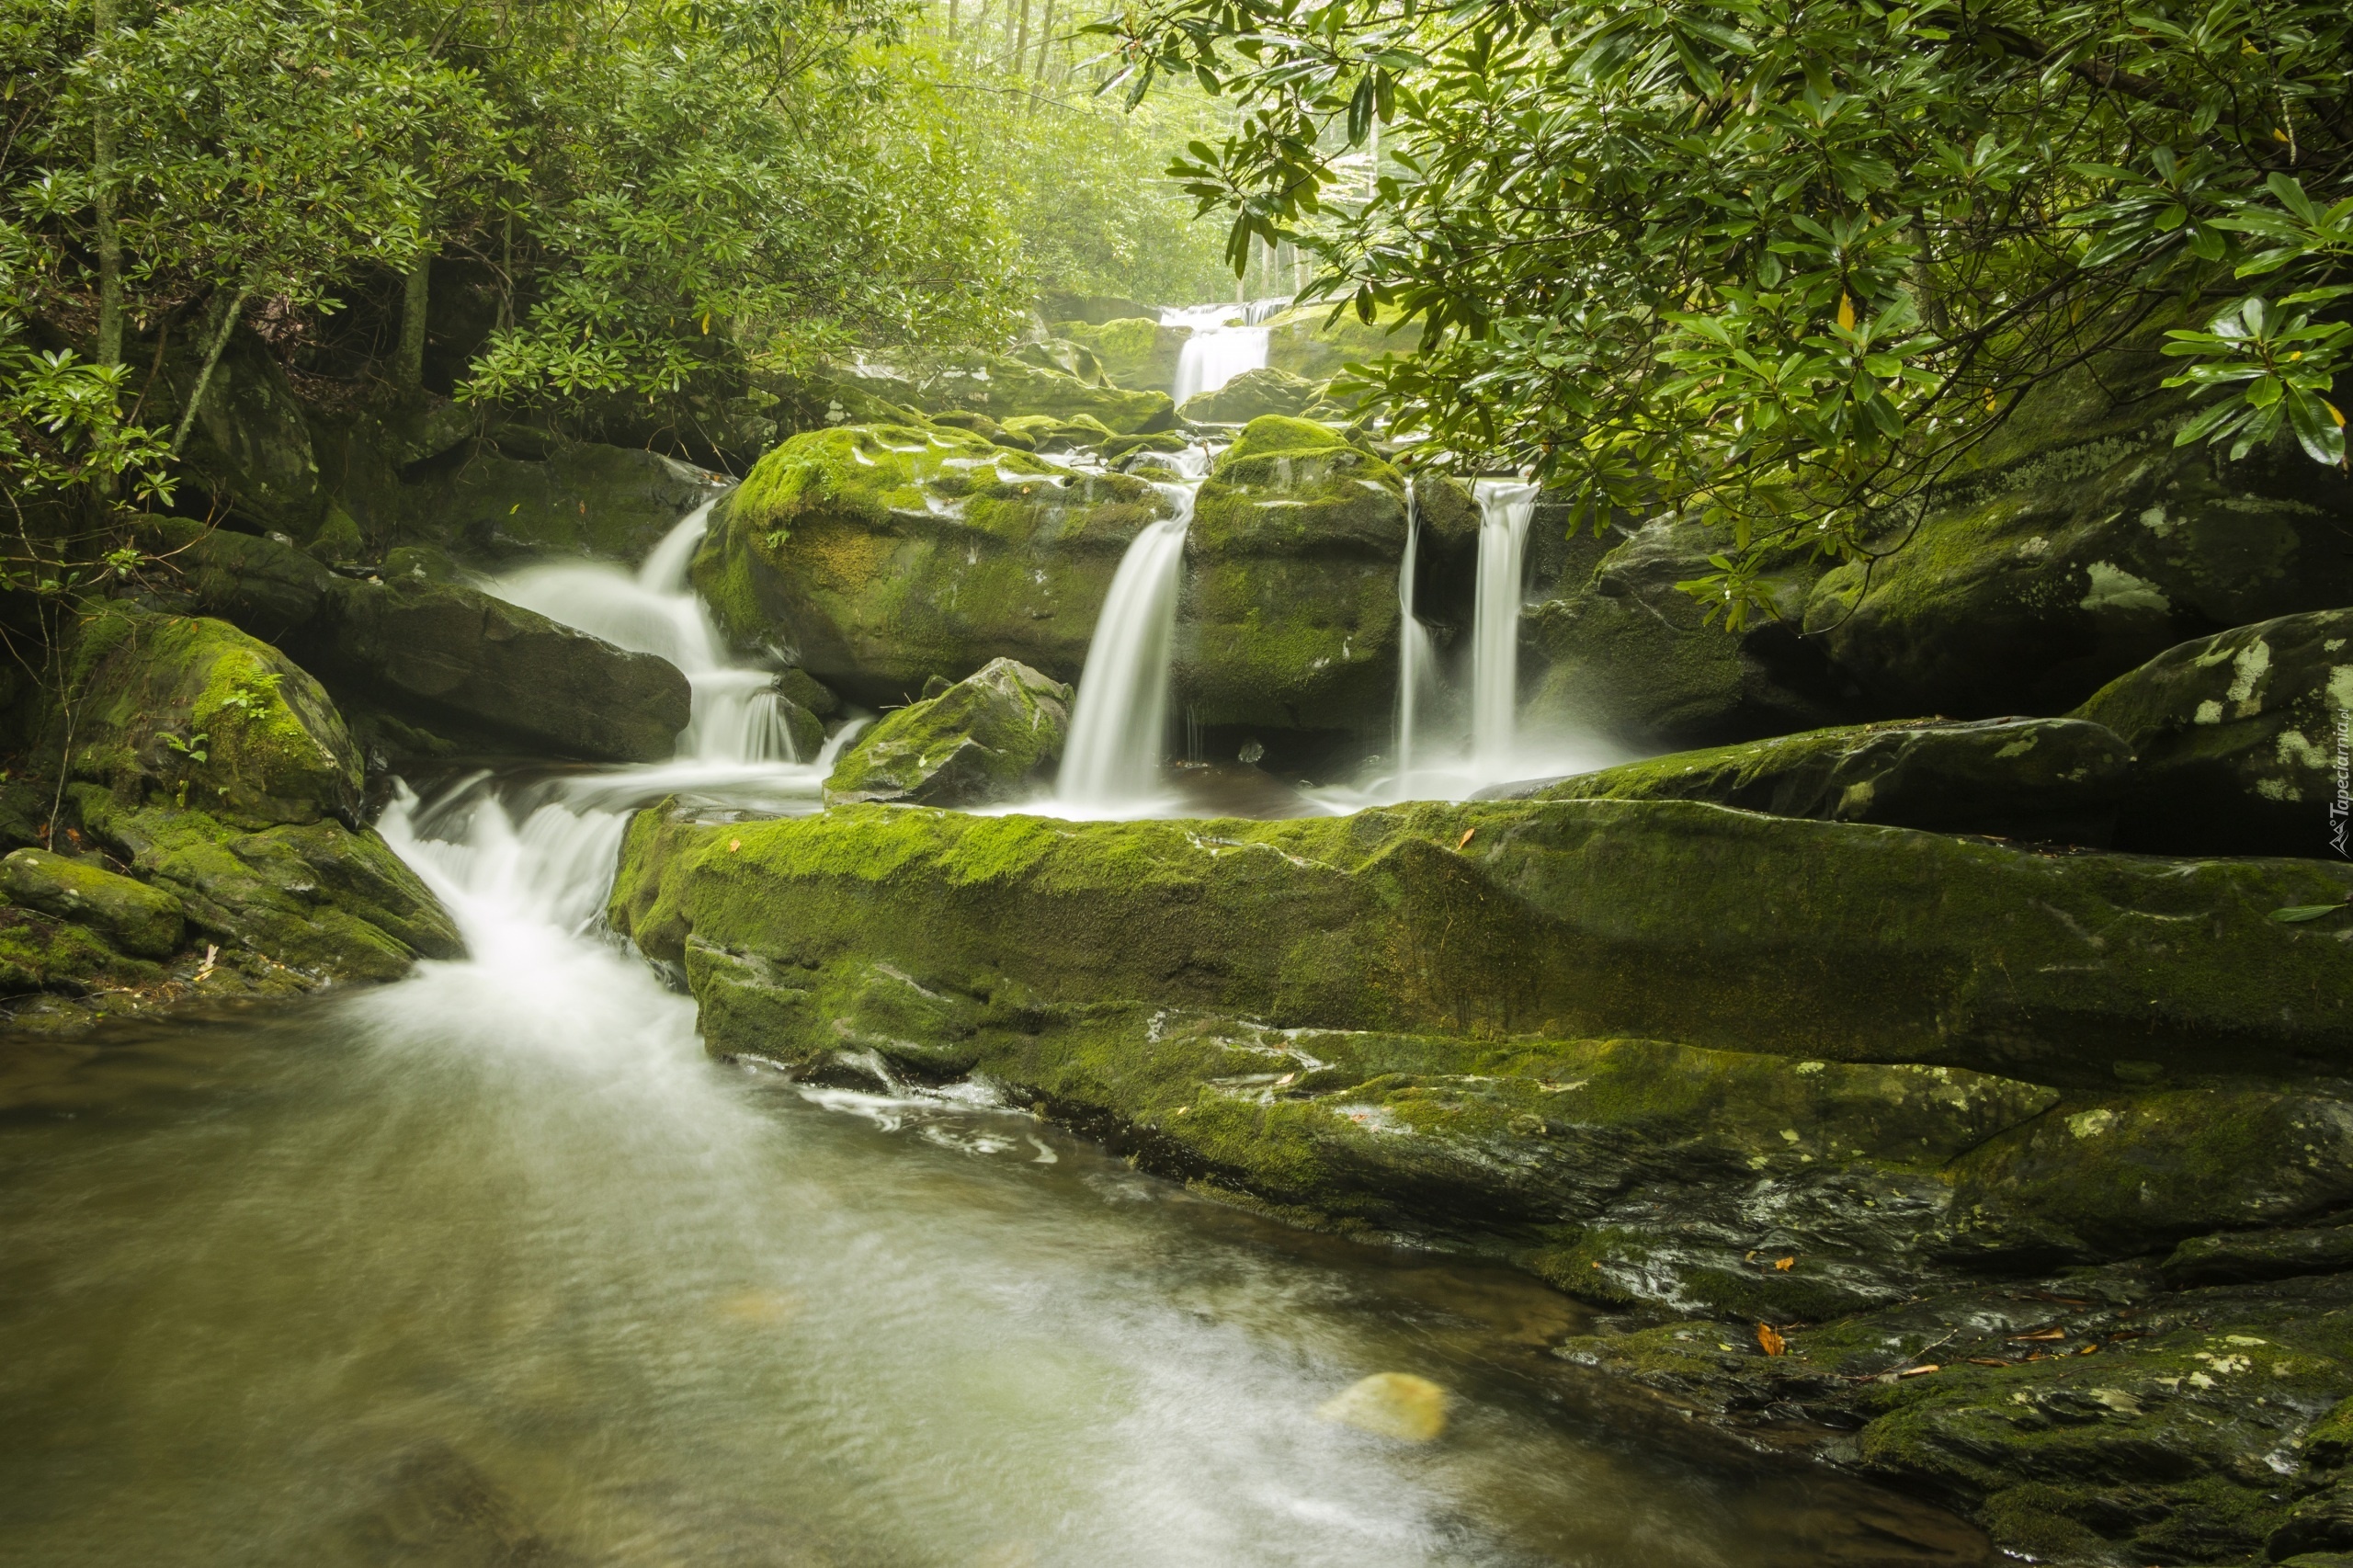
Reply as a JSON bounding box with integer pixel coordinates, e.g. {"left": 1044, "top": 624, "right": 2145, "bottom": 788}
{"left": 2075, "top": 1343, "right": 2099, "bottom": 1355}
{"left": 1456, "top": 827, "right": 1476, "bottom": 850}
{"left": 2010, "top": 1328, "right": 2066, "bottom": 1341}
{"left": 1773, "top": 1256, "right": 1795, "bottom": 1272}
{"left": 1756, "top": 1323, "right": 1787, "bottom": 1357}
{"left": 728, "top": 838, "right": 742, "bottom": 853}
{"left": 1967, "top": 1358, "right": 2013, "bottom": 1368}
{"left": 1899, "top": 1363, "right": 1940, "bottom": 1377}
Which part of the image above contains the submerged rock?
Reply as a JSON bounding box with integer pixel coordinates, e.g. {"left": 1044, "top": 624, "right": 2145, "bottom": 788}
{"left": 313, "top": 577, "right": 690, "bottom": 763}
{"left": 2075, "top": 608, "right": 2353, "bottom": 858}
{"left": 692, "top": 423, "right": 1176, "bottom": 703}
{"left": 824, "top": 658, "right": 1072, "bottom": 808}
{"left": 1316, "top": 1373, "right": 1448, "bottom": 1442}
{"left": 1486, "top": 716, "right": 2132, "bottom": 844}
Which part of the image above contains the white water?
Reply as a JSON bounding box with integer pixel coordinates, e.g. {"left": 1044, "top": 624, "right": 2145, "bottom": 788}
{"left": 1470, "top": 481, "right": 1540, "bottom": 767}
{"left": 1054, "top": 483, "right": 1197, "bottom": 811}
{"left": 1165, "top": 303, "right": 1271, "bottom": 404}
{"left": 1394, "top": 480, "right": 1438, "bottom": 795}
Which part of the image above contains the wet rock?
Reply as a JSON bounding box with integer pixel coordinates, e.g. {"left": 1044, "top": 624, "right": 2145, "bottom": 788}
{"left": 774, "top": 666, "right": 838, "bottom": 719}
{"left": 1000, "top": 413, "right": 1116, "bottom": 454}
{"left": 1524, "top": 517, "right": 1853, "bottom": 750}
{"left": 1181, "top": 415, "right": 1408, "bottom": 737}
{"left": 159, "top": 325, "right": 324, "bottom": 538}
{"left": 2164, "top": 1222, "right": 2353, "bottom": 1289}
{"left": 875, "top": 353, "right": 1176, "bottom": 435}
{"left": 65, "top": 602, "right": 364, "bottom": 828}
{"left": 0, "top": 847, "right": 184, "bottom": 959}
{"left": 2075, "top": 608, "right": 2353, "bottom": 858}
{"left": 1485, "top": 716, "right": 2133, "bottom": 845}
{"left": 400, "top": 439, "right": 731, "bottom": 568}
{"left": 73, "top": 787, "right": 461, "bottom": 983}
{"left": 1176, "top": 367, "right": 1325, "bottom": 426}
{"left": 692, "top": 423, "right": 1176, "bottom": 704}
{"left": 1317, "top": 1373, "right": 1449, "bottom": 1441}
{"left": 313, "top": 576, "right": 690, "bottom": 763}
{"left": 1802, "top": 349, "right": 2353, "bottom": 718}
{"left": 824, "top": 658, "right": 1071, "bottom": 808}
{"left": 138, "top": 518, "right": 337, "bottom": 643}
{"left": 0, "top": 903, "right": 159, "bottom": 997}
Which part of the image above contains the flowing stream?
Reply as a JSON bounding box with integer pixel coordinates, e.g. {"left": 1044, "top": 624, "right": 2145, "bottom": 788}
{"left": 1165, "top": 303, "right": 1271, "bottom": 403}
{"left": 1055, "top": 483, "right": 1197, "bottom": 812}
{"left": 1394, "top": 479, "right": 1438, "bottom": 796}
{"left": 1469, "top": 481, "right": 1541, "bottom": 767}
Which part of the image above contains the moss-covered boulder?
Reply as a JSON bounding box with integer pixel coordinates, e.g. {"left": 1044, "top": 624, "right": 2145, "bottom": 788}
{"left": 138, "top": 518, "right": 337, "bottom": 644}
{"left": 158, "top": 325, "right": 325, "bottom": 538}
{"left": 1259, "top": 302, "right": 1423, "bottom": 382}
{"left": 1491, "top": 716, "right": 2133, "bottom": 845}
{"left": 999, "top": 413, "right": 1116, "bottom": 454}
{"left": 0, "top": 847, "right": 184, "bottom": 959}
{"left": 398, "top": 439, "right": 731, "bottom": 568}
{"left": 72, "top": 787, "right": 460, "bottom": 983}
{"left": 1524, "top": 517, "right": 1854, "bottom": 749}
{"left": 892, "top": 353, "right": 1176, "bottom": 435}
{"left": 1055, "top": 317, "right": 1189, "bottom": 392}
{"left": 824, "top": 658, "right": 1071, "bottom": 807}
{"left": 2075, "top": 608, "right": 2353, "bottom": 858}
{"left": 0, "top": 903, "right": 160, "bottom": 999}
{"left": 1010, "top": 337, "right": 1109, "bottom": 385}
{"left": 1179, "top": 416, "right": 1409, "bottom": 737}
{"left": 1176, "top": 367, "right": 1325, "bottom": 426}
{"left": 312, "top": 576, "right": 690, "bottom": 763}
{"left": 65, "top": 603, "right": 363, "bottom": 828}
{"left": 1802, "top": 356, "right": 2353, "bottom": 718}
{"left": 690, "top": 423, "right": 1176, "bottom": 703}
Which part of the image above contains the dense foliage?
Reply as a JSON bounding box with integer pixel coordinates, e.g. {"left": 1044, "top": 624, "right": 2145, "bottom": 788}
{"left": 1111, "top": 0, "right": 2352, "bottom": 620}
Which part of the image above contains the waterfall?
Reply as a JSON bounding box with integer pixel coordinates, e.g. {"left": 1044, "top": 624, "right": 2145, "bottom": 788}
{"left": 1470, "top": 480, "right": 1540, "bottom": 767}
{"left": 1394, "top": 480, "right": 1437, "bottom": 798}
{"left": 1164, "top": 303, "right": 1270, "bottom": 403}
{"left": 1055, "top": 483, "right": 1197, "bottom": 809}
{"left": 489, "top": 504, "right": 805, "bottom": 766}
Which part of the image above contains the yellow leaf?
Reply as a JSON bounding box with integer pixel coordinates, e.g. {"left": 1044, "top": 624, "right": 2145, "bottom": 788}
{"left": 700, "top": 312, "right": 711, "bottom": 335}
{"left": 2328, "top": 400, "right": 2347, "bottom": 429}
{"left": 1899, "top": 1363, "right": 1940, "bottom": 1377}
{"left": 728, "top": 837, "right": 742, "bottom": 853}
{"left": 1773, "top": 1256, "right": 1795, "bottom": 1271}
{"left": 1836, "top": 293, "right": 1856, "bottom": 331}
{"left": 2274, "top": 128, "right": 2290, "bottom": 142}
{"left": 1456, "top": 827, "right": 1476, "bottom": 850}
{"left": 1756, "top": 1323, "right": 1787, "bottom": 1357}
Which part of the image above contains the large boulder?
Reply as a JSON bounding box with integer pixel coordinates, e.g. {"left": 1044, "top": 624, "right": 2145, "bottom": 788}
{"left": 1486, "top": 716, "right": 2134, "bottom": 844}
{"left": 1176, "top": 367, "right": 1326, "bottom": 426}
{"left": 691, "top": 423, "right": 1176, "bottom": 703}
{"left": 64, "top": 603, "right": 363, "bottom": 828}
{"left": 2075, "top": 608, "right": 2353, "bottom": 859}
{"left": 0, "top": 847, "right": 185, "bottom": 959}
{"left": 1802, "top": 350, "right": 2353, "bottom": 717}
{"left": 160, "top": 326, "right": 324, "bottom": 538}
{"left": 1178, "top": 416, "right": 1408, "bottom": 741}
{"left": 1054, "top": 317, "right": 1189, "bottom": 392}
{"left": 856, "top": 354, "right": 1176, "bottom": 435}
{"left": 1523, "top": 517, "right": 1855, "bottom": 749}
{"left": 397, "top": 438, "right": 731, "bottom": 568}
{"left": 311, "top": 577, "right": 691, "bottom": 763}
{"left": 824, "top": 658, "right": 1072, "bottom": 807}
{"left": 1259, "top": 302, "right": 1423, "bottom": 381}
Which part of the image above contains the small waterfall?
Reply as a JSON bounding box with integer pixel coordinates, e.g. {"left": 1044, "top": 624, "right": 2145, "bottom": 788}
{"left": 1164, "top": 303, "right": 1270, "bottom": 403}
{"left": 1055, "top": 483, "right": 1197, "bottom": 809}
{"left": 1470, "top": 480, "right": 1540, "bottom": 767}
{"left": 1394, "top": 480, "right": 1437, "bottom": 797}
{"left": 489, "top": 505, "right": 804, "bottom": 765}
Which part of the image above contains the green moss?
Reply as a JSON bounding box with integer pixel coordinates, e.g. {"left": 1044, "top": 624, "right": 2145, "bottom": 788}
{"left": 1258, "top": 303, "right": 1424, "bottom": 382}
{"left": 0, "top": 903, "right": 159, "bottom": 995}
{"left": 824, "top": 658, "right": 1072, "bottom": 807}
{"left": 1059, "top": 317, "right": 1187, "bottom": 391}
{"left": 0, "top": 847, "right": 184, "bottom": 958}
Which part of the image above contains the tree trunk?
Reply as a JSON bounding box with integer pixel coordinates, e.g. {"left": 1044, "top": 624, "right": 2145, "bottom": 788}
{"left": 1010, "top": 0, "right": 1029, "bottom": 73}
{"left": 1033, "top": 0, "right": 1055, "bottom": 80}
{"left": 172, "top": 285, "right": 252, "bottom": 456}
{"left": 946, "top": 0, "right": 958, "bottom": 43}
{"left": 395, "top": 241, "right": 435, "bottom": 392}
{"left": 91, "top": 0, "right": 122, "bottom": 371}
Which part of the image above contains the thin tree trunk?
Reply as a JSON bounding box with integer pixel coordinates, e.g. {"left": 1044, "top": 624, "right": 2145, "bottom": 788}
{"left": 395, "top": 240, "right": 435, "bottom": 392}
{"left": 1033, "top": 0, "right": 1055, "bottom": 80}
{"left": 1010, "top": 0, "right": 1029, "bottom": 73}
{"left": 946, "top": 0, "right": 958, "bottom": 43}
{"left": 172, "top": 285, "right": 252, "bottom": 456}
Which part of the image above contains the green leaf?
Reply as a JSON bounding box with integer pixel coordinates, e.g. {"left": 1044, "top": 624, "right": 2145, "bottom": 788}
{"left": 2271, "top": 903, "right": 2349, "bottom": 923}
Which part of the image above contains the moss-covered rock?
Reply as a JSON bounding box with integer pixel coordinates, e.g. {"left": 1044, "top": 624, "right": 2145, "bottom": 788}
{"left": 2164, "top": 1222, "right": 2353, "bottom": 1289}
{"left": 2075, "top": 608, "right": 2353, "bottom": 859}
{"left": 1179, "top": 415, "right": 1409, "bottom": 736}
{"left": 1802, "top": 366, "right": 2353, "bottom": 718}
{"left": 0, "top": 847, "right": 184, "bottom": 959}
{"left": 1258, "top": 302, "right": 1424, "bottom": 382}
{"left": 1176, "top": 367, "right": 1326, "bottom": 426}
{"left": 311, "top": 576, "right": 690, "bottom": 763}
{"left": 64, "top": 602, "right": 363, "bottom": 828}
{"left": 1055, "top": 316, "right": 1189, "bottom": 392}
{"left": 135, "top": 518, "right": 337, "bottom": 644}
{"left": 1491, "top": 716, "right": 2132, "bottom": 845}
{"left": 999, "top": 413, "right": 1117, "bottom": 454}
{"left": 72, "top": 787, "right": 460, "bottom": 983}
{"left": 0, "top": 902, "right": 160, "bottom": 997}
{"left": 1524, "top": 517, "right": 1854, "bottom": 750}
{"left": 824, "top": 658, "right": 1071, "bottom": 807}
{"left": 157, "top": 325, "right": 325, "bottom": 538}
{"left": 878, "top": 353, "right": 1177, "bottom": 435}
{"left": 690, "top": 423, "right": 1176, "bottom": 703}
{"left": 1010, "top": 337, "right": 1110, "bottom": 385}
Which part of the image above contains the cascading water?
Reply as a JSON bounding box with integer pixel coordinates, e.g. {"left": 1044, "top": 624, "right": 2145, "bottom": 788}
{"left": 1393, "top": 479, "right": 1438, "bottom": 798}
{"left": 1054, "top": 483, "right": 1196, "bottom": 810}
{"left": 1469, "top": 480, "right": 1540, "bottom": 767}
{"left": 490, "top": 503, "right": 805, "bottom": 767}
{"left": 1165, "top": 303, "right": 1270, "bottom": 403}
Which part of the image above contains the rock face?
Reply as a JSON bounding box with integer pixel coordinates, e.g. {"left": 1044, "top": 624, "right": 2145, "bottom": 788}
{"left": 66, "top": 604, "right": 364, "bottom": 828}
{"left": 1801, "top": 354, "right": 2353, "bottom": 719}
{"left": 398, "top": 439, "right": 731, "bottom": 567}
{"left": 692, "top": 423, "right": 1175, "bottom": 703}
{"left": 313, "top": 577, "right": 691, "bottom": 763}
{"left": 1179, "top": 416, "right": 1408, "bottom": 739}
{"left": 608, "top": 795, "right": 2353, "bottom": 1565}
{"left": 2075, "top": 608, "right": 2353, "bottom": 859}
{"left": 1524, "top": 517, "right": 1853, "bottom": 750}
{"left": 1053, "top": 316, "right": 1188, "bottom": 392}
{"left": 1488, "top": 716, "right": 2133, "bottom": 844}
{"left": 1176, "top": 367, "right": 1325, "bottom": 426}
{"left": 824, "top": 658, "right": 1072, "bottom": 807}
{"left": 165, "top": 326, "right": 325, "bottom": 538}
